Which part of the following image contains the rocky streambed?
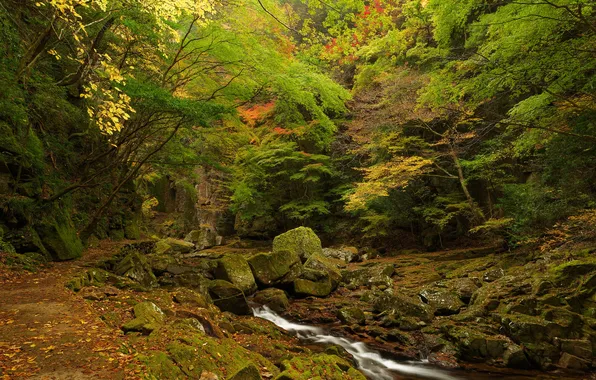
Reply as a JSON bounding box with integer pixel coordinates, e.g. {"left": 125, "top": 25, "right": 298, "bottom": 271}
{"left": 65, "top": 227, "right": 596, "bottom": 379}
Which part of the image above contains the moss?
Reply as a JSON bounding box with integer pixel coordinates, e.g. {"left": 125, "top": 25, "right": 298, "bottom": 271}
{"left": 35, "top": 209, "right": 83, "bottom": 261}
{"left": 142, "top": 351, "right": 185, "bottom": 379}
{"left": 293, "top": 278, "right": 333, "bottom": 297}
{"left": 303, "top": 253, "right": 342, "bottom": 289}
{"left": 228, "top": 363, "right": 262, "bottom": 380}
{"left": 272, "top": 227, "right": 323, "bottom": 262}
{"left": 275, "top": 354, "right": 366, "bottom": 380}
{"left": 122, "top": 302, "right": 166, "bottom": 334}
{"left": 248, "top": 250, "right": 301, "bottom": 286}
{"left": 215, "top": 255, "right": 257, "bottom": 295}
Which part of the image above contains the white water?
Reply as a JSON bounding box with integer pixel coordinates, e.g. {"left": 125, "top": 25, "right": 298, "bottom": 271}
{"left": 252, "top": 306, "right": 460, "bottom": 380}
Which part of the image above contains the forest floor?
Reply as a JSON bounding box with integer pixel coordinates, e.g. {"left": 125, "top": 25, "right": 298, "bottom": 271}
{"left": 0, "top": 243, "right": 138, "bottom": 380}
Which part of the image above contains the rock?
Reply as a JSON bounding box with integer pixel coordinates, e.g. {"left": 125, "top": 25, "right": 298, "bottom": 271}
{"left": 277, "top": 354, "right": 366, "bottom": 380}
{"left": 272, "top": 227, "right": 322, "bottom": 262}
{"left": 228, "top": 363, "right": 262, "bottom": 380}
{"left": 172, "top": 288, "right": 211, "bottom": 308}
{"left": 557, "top": 338, "right": 592, "bottom": 359}
{"left": 35, "top": 211, "right": 83, "bottom": 261}
{"left": 148, "top": 254, "right": 178, "bottom": 275}
{"left": 172, "top": 318, "right": 206, "bottom": 334}
{"left": 558, "top": 352, "right": 590, "bottom": 370}
{"left": 253, "top": 288, "right": 289, "bottom": 313}
{"left": 502, "top": 314, "right": 568, "bottom": 344}
{"left": 208, "top": 280, "right": 250, "bottom": 315}
{"left": 483, "top": 268, "right": 504, "bottom": 282}
{"left": 155, "top": 240, "right": 172, "bottom": 255}
{"left": 445, "top": 326, "right": 507, "bottom": 360}
{"left": 303, "top": 253, "right": 342, "bottom": 289}
{"left": 215, "top": 255, "right": 257, "bottom": 295}
{"left": 553, "top": 259, "right": 596, "bottom": 286}
{"left": 163, "top": 238, "right": 194, "bottom": 253}
{"left": 419, "top": 289, "right": 464, "bottom": 316}
{"left": 79, "top": 286, "right": 106, "bottom": 301}
{"left": 337, "top": 307, "right": 365, "bottom": 325}
{"left": 523, "top": 342, "right": 560, "bottom": 370}
{"left": 165, "top": 264, "right": 195, "bottom": 275}
{"left": 372, "top": 293, "right": 434, "bottom": 322}
{"left": 342, "top": 264, "right": 394, "bottom": 288}
{"left": 435, "top": 278, "right": 480, "bottom": 304}
{"left": 322, "top": 247, "right": 357, "bottom": 263}
{"left": 200, "top": 371, "right": 219, "bottom": 380}
{"left": 113, "top": 252, "right": 157, "bottom": 288}
{"left": 122, "top": 302, "right": 165, "bottom": 334}
{"left": 427, "top": 352, "right": 459, "bottom": 369}
{"left": 503, "top": 344, "right": 531, "bottom": 369}
{"left": 185, "top": 227, "right": 218, "bottom": 250}
{"left": 248, "top": 250, "right": 302, "bottom": 286}
{"left": 293, "top": 278, "right": 333, "bottom": 297}
{"left": 235, "top": 214, "right": 277, "bottom": 239}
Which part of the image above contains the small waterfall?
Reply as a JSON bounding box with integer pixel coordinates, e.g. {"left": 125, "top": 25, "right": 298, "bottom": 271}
{"left": 252, "top": 306, "right": 460, "bottom": 380}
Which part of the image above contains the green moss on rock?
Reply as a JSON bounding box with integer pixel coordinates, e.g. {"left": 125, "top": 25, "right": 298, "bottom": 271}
{"left": 272, "top": 227, "right": 322, "bottom": 262}
{"left": 275, "top": 354, "right": 366, "bottom": 380}
{"left": 248, "top": 250, "right": 301, "bottom": 286}
{"left": 122, "top": 301, "right": 166, "bottom": 334}
{"left": 215, "top": 255, "right": 257, "bottom": 295}
{"left": 35, "top": 210, "right": 83, "bottom": 261}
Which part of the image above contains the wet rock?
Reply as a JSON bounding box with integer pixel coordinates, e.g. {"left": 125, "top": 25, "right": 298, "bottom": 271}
{"left": 172, "top": 288, "right": 211, "bottom": 308}
{"left": 147, "top": 254, "right": 178, "bottom": 275}
{"left": 185, "top": 227, "right": 218, "bottom": 250}
{"left": 165, "top": 264, "right": 195, "bottom": 275}
{"left": 208, "top": 280, "right": 250, "bottom": 315}
{"left": 303, "top": 253, "right": 342, "bottom": 289}
{"left": 419, "top": 289, "right": 464, "bottom": 316}
{"left": 337, "top": 307, "right": 366, "bottom": 325}
{"left": 522, "top": 342, "right": 560, "bottom": 370}
{"left": 228, "top": 363, "right": 262, "bottom": 380}
{"left": 503, "top": 344, "right": 531, "bottom": 369}
{"left": 113, "top": 252, "right": 157, "bottom": 288}
{"left": 293, "top": 277, "right": 333, "bottom": 297}
{"left": 252, "top": 288, "right": 289, "bottom": 313}
{"left": 372, "top": 293, "right": 434, "bottom": 322}
{"left": 215, "top": 255, "right": 257, "bottom": 295}
{"left": 503, "top": 297, "right": 537, "bottom": 316}
{"left": 483, "top": 268, "right": 504, "bottom": 282}
{"left": 552, "top": 259, "right": 596, "bottom": 286}
{"left": 322, "top": 246, "right": 357, "bottom": 263}
{"left": 556, "top": 338, "right": 592, "bottom": 359}
{"left": 435, "top": 278, "right": 480, "bottom": 304}
{"left": 342, "top": 263, "right": 394, "bottom": 289}
{"left": 248, "top": 250, "right": 302, "bottom": 286}
{"left": 445, "top": 326, "right": 508, "bottom": 360}
{"left": 501, "top": 314, "right": 567, "bottom": 344}
{"left": 272, "top": 226, "right": 323, "bottom": 262}
{"left": 558, "top": 352, "right": 590, "bottom": 370}
{"left": 122, "top": 301, "right": 166, "bottom": 334}
{"left": 427, "top": 352, "right": 459, "bottom": 369}
{"left": 277, "top": 354, "right": 366, "bottom": 380}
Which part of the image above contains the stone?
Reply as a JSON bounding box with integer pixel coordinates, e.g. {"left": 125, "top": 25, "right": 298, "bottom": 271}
{"left": 435, "top": 278, "right": 480, "bottom": 304}
{"left": 483, "top": 268, "right": 504, "bottom": 282}
{"left": 303, "top": 253, "right": 342, "bottom": 289}
{"left": 277, "top": 354, "right": 366, "bottom": 380}
{"left": 199, "top": 371, "right": 219, "bottom": 380}
{"left": 35, "top": 211, "right": 83, "bottom": 261}
{"left": 113, "top": 252, "right": 157, "bottom": 288}
{"left": 503, "top": 344, "right": 531, "bottom": 369}
{"left": 227, "top": 363, "right": 262, "bottom": 380}
{"left": 164, "top": 238, "right": 194, "bottom": 253}
{"left": 78, "top": 286, "right": 106, "bottom": 301}
{"left": 558, "top": 352, "right": 590, "bottom": 370}
{"left": 172, "top": 318, "right": 206, "bottom": 334}
{"left": 557, "top": 338, "right": 592, "bottom": 359}
{"left": 322, "top": 246, "right": 357, "bottom": 263}
{"left": 155, "top": 240, "right": 172, "bottom": 255}
{"left": 252, "top": 288, "right": 289, "bottom": 313}
{"left": 446, "top": 326, "right": 507, "bottom": 360}
{"left": 419, "top": 289, "right": 464, "bottom": 316}
{"left": 122, "top": 302, "right": 165, "bottom": 334}
{"left": 337, "top": 307, "right": 365, "bottom": 325}
{"left": 208, "top": 280, "right": 250, "bottom": 315}
{"left": 214, "top": 255, "right": 257, "bottom": 295}
{"left": 172, "top": 288, "right": 211, "bottom": 308}
{"left": 342, "top": 263, "right": 394, "bottom": 288}
{"left": 185, "top": 227, "right": 217, "bottom": 250}
{"left": 248, "top": 250, "right": 302, "bottom": 286}
{"left": 293, "top": 278, "right": 333, "bottom": 297}
{"left": 148, "top": 254, "right": 178, "bottom": 275}
{"left": 372, "top": 293, "right": 434, "bottom": 322}
{"left": 272, "top": 226, "right": 323, "bottom": 262}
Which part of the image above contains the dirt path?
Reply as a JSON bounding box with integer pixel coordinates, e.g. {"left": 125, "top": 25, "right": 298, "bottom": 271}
{"left": 0, "top": 246, "right": 136, "bottom": 379}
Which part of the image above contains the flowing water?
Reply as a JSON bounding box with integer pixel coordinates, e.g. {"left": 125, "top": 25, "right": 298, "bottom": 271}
{"left": 252, "top": 306, "right": 461, "bottom": 380}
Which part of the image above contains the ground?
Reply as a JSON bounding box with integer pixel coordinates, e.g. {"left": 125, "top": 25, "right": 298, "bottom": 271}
{"left": 0, "top": 242, "right": 138, "bottom": 380}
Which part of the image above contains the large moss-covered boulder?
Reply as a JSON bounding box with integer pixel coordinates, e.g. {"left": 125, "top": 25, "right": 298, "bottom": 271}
{"left": 303, "top": 253, "right": 342, "bottom": 289}
{"left": 164, "top": 237, "right": 195, "bottom": 253}
{"left": 215, "top": 255, "right": 257, "bottom": 295}
{"left": 122, "top": 301, "right": 165, "bottom": 334}
{"left": 35, "top": 212, "right": 83, "bottom": 261}
{"left": 113, "top": 252, "right": 157, "bottom": 288}
{"left": 208, "top": 280, "right": 250, "bottom": 315}
{"left": 293, "top": 277, "right": 333, "bottom": 298}
{"left": 444, "top": 326, "right": 508, "bottom": 361}
{"left": 276, "top": 354, "right": 366, "bottom": 380}
{"left": 228, "top": 363, "right": 262, "bottom": 380}
{"left": 372, "top": 293, "right": 434, "bottom": 322}
{"left": 342, "top": 263, "right": 394, "bottom": 289}
{"left": 185, "top": 227, "right": 218, "bottom": 250}
{"left": 272, "top": 227, "right": 322, "bottom": 262}
{"left": 337, "top": 307, "right": 366, "bottom": 325}
{"left": 253, "top": 288, "right": 289, "bottom": 313}
{"left": 148, "top": 254, "right": 178, "bottom": 275}
{"left": 172, "top": 288, "right": 211, "bottom": 308}
{"left": 248, "top": 250, "right": 302, "bottom": 286}
{"left": 419, "top": 289, "right": 465, "bottom": 316}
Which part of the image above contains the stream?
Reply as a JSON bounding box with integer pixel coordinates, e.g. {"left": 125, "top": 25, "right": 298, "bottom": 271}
{"left": 252, "top": 306, "right": 460, "bottom": 380}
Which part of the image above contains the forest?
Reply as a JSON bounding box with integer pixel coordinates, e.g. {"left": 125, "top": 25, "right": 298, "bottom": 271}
{"left": 0, "top": 0, "right": 595, "bottom": 379}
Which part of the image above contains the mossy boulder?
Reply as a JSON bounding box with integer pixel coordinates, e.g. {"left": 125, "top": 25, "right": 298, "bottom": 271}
{"left": 272, "top": 227, "right": 322, "bottom": 262}
{"left": 208, "top": 280, "right": 250, "bottom": 315}
{"left": 253, "top": 288, "right": 289, "bottom": 313}
{"left": 342, "top": 263, "right": 394, "bottom": 289}
{"left": 248, "top": 250, "right": 302, "bottom": 286}
{"left": 35, "top": 212, "right": 83, "bottom": 261}
{"left": 66, "top": 268, "right": 122, "bottom": 291}
{"left": 141, "top": 351, "right": 185, "bottom": 379}
{"left": 148, "top": 254, "right": 178, "bottom": 275}
{"left": 444, "top": 326, "right": 508, "bottom": 360}
{"left": 303, "top": 253, "right": 342, "bottom": 289}
{"left": 172, "top": 288, "right": 211, "bottom": 308}
{"left": 164, "top": 237, "right": 195, "bottom": 253}
{"left": 113, "top": 252, "right": 157, "bottom": 288}
{"left": 419, "top": 289, "right": 465, "bottom": 316}
{"left": 215, "top": 255, "right": 257, "bottom": 295}
{"left": 122, "top": 301, "right": 165, "bottom": 334}
{"left": 434, "top": 278, "right": 480, "bottom": 304}
{"left": 372, "top": 293, "right": 434, "bottom": 322}
{"left": 275, "top": 354, "right": 366, "bottom": 380}
{"left": 228, "top": 363, "right": 262, "bottom": 380}
{"left": 337, "top": 307, "right": 365, "bottom": 325}
{"left": 293, "top": 277, "right": 333, "bottom": 298}
{"left": 185, "top": 226, "right": 218, "bottom": 250}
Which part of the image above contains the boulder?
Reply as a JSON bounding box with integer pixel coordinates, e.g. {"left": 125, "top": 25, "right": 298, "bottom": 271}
{"left": 372, "top": 293, "right": 434, "bottom": 322}
{"left": 558, "top": 352, "right": 590, "bottom": 370}
{"left": 228, "top": 363, "right": 262, "bottom": 380}
{"left": 435, "top": 278, "right": 480, "bottom": 304}
{"left": 337, "top": 307, "right": 365, "bottom": 325}
{"left": 293, "top": 278, "right": 333, "bottom": 297}
{"left": 155, "top": 240, "right": 173, "bottom": 255}
{"left": 557, "top": 338, "right": 592, "bottom": 359}
{"left": 208, "top": 280, "right": 250, "bottom": 315}
{"left": 483, "top": 267, "right": 504, "bottom": 282}
{"left": 252, "top": 288, "right": 289, "bottom": 313}
{"left": 172, "top": 288, "right": 211, "bottom": 308}
{"left": 419, "top": 289, "right": 464, "bottom": 316}
{"left": 113, "top": 252, "right": 157, "bottom": 288}
{"left": 248, "top": 250, "right": 301, "bottom": 286}
{"left": 272, "top": 227, "right": 322, "bottom": 262}
{"left": 148, "top": 254, "right": 178, "bottom": 275}
{"left": 322, "top": 247, "right": 357, "bottom": 263}
{"left": 171, "top": 318, "right": 206, "bottom": 334}
{"left": 185, "top": 227, "right": 218, "bottom": 250}
{"left": 303, "top": 253, "right": 342, "bottom": 289}
{"left": 35, "top": 212, "right": 83, "bottom": 261}
{"left": 342, "top": 264, "right": 394, "bottom": 289}
{"left": 122, "top": 302, "right": 166, "bottom": 334}
{"left": 215, "top": 255, "right": 257, "bottom": 295}
{"left": 277, "top": 354, "right": 365, "bottom": 380}
{"left": 503, "top": 344, "right": 531, "bottom": 369}
{"left": 164, "top": 238, "right": 194, "bottom": 253}
{"left": 445, "top": 326, "right": 507, "bottom": 360}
